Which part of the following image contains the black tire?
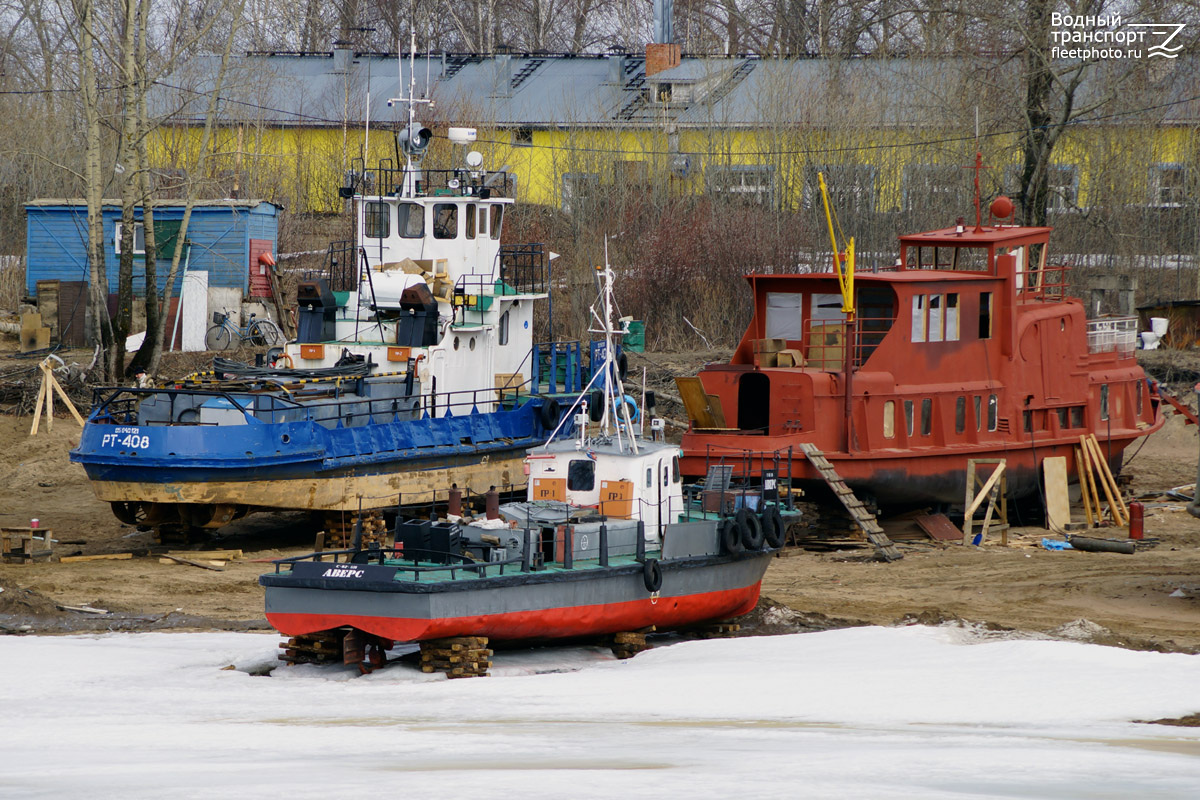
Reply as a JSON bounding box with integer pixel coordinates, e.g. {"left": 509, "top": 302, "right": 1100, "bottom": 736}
{"left": 737, "top": 507, "right": 764, "bottom": 550}
{"left": 539, "top": 397, "right": 560, "bottom": 430}
{"left": 249, "top": 320, "right": 283, "bottom": 347}
{"left": 762, "top": 506, "right": 785, "bottom": 548}
{"left": 205, "top": 324, "right": 232, "bottom": 351}
{"left": 642, "top": 558, "right": 662, "bottom": 592}
{"left": 720, "top": 518, "right": 743, "bottom": 554}
{"left": 589, "top": 389, "right": 605, "bottom": 422}
{"left": 617, "top": 351, "right": 628, "bottom": 380}
{"left": 110, "top": 501, "right": 144, "bottom": 526}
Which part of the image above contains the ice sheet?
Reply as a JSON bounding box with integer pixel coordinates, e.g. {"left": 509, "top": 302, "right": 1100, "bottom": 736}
{"left": 2, "top": 625, "right": 1199, "bottom": 798}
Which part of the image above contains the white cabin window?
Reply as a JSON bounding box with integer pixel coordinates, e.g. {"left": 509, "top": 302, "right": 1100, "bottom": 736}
{"left": 928, "top": 295, "right": 944, "bottom": 342}
{"left": 114, "top": 222, "right": 146, "bottom": 255}
{"left": 912, "top": 295, "right": 926, "bottom": 342}
{"left": 397, "top": 203, "right": 424, "bottom": 238}
{"left": 490, "top": 205, "right": 503, "bottom": 240}
{"left": 433, "top": 204, "right": 458, "bottom": 239}
{"left": 912, "top": 293, "right": 958, "bottom": 343}
{"left": 364, "top": 202, "right": 389, "bottom": 239}
{"left": 499, "top": 310, "right": 510, "bottom": 346}
{"left": 646, "top": 468, "right": 652, "bottom": 488}
{"left": 465, "top": 204, "right": 477, "bottom": 240}
{"left": 765, "top": 293, "right": 803, "bottom": 340}
{"left": 945, "top": 294, "right": 959, "bottom": 341}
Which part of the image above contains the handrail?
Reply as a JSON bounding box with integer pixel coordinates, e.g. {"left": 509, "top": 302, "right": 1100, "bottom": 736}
{"left": 87, "top": 377, "right": 546, "bottom": 428}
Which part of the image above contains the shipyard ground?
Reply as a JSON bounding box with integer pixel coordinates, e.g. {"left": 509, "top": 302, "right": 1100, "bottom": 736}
{"left": 1, "top": 349, "right": 1199, "bottom": 654}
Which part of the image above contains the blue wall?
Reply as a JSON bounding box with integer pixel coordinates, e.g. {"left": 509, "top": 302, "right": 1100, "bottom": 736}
{"left": 24, "top": 202, "right": 279, "bottom": 296}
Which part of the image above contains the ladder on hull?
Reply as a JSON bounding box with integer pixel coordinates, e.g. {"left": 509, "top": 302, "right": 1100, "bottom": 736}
{"left": 798, "top": 443, "right": 903, "bottom": 562}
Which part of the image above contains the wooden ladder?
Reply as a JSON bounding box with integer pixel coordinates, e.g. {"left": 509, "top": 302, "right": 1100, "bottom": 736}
{"left": 798, "top": 443, "right": 903, "bottom": 562}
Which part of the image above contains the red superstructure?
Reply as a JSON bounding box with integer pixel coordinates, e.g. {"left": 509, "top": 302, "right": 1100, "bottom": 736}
{"left": 680, "top": 217, "right": 1164, "bottom": 507}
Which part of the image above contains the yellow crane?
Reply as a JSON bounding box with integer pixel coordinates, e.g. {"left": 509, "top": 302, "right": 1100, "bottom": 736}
{"left": 817, "top": 171, "right": 855, "bottom": 315}
{"left": 817, "top": 172, "right": 858, "bottom": 451}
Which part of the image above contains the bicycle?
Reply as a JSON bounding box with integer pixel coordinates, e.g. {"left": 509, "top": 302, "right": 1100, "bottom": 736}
{"left": 204, "top": 310, "right": 284, "bottom": 351}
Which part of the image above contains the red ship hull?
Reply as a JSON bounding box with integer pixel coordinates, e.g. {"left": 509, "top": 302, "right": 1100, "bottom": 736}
{"left": 267, "top": 584, "right": 761, "bottom": 643}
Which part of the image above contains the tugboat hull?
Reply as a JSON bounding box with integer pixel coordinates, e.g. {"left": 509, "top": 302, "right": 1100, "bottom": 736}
{"left": 263, "top": 553, "right": 770, "bottom": 643}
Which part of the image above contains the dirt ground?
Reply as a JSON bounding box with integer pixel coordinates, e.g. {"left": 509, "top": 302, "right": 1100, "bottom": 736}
{"left": 1, "top": 347, "right": 1199, "bottom": 654}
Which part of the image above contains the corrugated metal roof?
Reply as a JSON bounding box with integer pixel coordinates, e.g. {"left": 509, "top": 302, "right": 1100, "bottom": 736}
{"left": 152, "top": 51, "right": 1200, "bottom": 130}
{"left": 25, "top": 198, "right": 275, "bottom": 209}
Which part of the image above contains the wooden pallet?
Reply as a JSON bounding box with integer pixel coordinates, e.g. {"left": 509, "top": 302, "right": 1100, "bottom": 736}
{"left": 797, "top": 444, "right": 902, "bottom": 562}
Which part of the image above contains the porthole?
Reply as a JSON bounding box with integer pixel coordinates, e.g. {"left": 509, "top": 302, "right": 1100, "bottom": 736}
{"left": 453, "top": 336, "right": 460, "bottom": 351}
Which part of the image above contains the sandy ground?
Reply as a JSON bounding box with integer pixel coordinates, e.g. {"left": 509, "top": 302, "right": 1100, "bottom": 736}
{"left": 1, "top": 349, "right": 1199, "bottom": 653}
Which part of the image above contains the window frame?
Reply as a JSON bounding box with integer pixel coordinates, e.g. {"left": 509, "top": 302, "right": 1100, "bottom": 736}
{"left": 363, "top": 201, "right": 390, "bottom": 239}
{"left": 397, "top": 202, "right": 424, "bottom": 238}
{"left": 113, "top": 221, "right": 146, "bottom": 255}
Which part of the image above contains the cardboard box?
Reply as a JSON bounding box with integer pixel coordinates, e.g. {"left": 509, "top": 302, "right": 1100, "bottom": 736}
{"left": 776, "top": 348, "right": 805, "bottom": 368}
{"left": 755, "top": 352, "right": 778, "bottom": 368}
{"left": 753, "top": 338, "right": 786, "bottom": 353}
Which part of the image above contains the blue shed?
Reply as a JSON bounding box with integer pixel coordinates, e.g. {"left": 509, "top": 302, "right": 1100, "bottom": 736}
{"left": 24, "top": 199, "right": 279, "bottom": 297}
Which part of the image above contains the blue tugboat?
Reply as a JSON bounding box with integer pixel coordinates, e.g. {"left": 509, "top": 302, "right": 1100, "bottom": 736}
{"left": 70, "top": 69, "right": 607, "bottom": 535}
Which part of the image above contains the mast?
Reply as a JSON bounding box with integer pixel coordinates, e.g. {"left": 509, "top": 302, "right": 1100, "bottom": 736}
{"left": 588, "top": 241, "right": 638, "bottom": 454}
{"left": 387, "top": 31, "right": 432, "bottom": 199}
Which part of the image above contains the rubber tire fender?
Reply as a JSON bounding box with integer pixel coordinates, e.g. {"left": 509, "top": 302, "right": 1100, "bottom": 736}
{"left": 736, "top": 508, "right": 764, "bottom": 550}
{"left": 642, "top": 558, "right": 663, "bottom": 592}
{"left": 720, "top": 518, "right": 744, "bottom": 554}
{"left": 539, "top": 397, "right": 560, "bottom": 430}
{"left": 617, "top": 351, "right": 628, "bottom": 381}
{"left": 761, "top": 507, "right": 785, "bottom": 548}
{"left": 589, "top": 389, "right": 605, "bottom": 422}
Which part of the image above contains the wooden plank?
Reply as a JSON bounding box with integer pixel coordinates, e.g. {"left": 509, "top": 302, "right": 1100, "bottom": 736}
{"left": 674, "top": 377, "right": 718, "bottom": 429}
{"left": 1075, "top": 446, "right": 1095, "bottom": 527}
{"left": 166, "top": 549, "right": 243, "bottom": 561}
{"left": 1084, "top": 435, "right": 1126, "bottom": 525}
{"left": 1043, "top": 456, "right": 1071, "bottom": 530}
{"left": 29, "top": 375, "right": 47, "bottom": 436}
{"left": 1079, "top": 441, "right": 1102, "bottom": 526}
{"left": 965, "top": 462, "right": 1005, "bottom": 518}
{"left": 59, "top": 553, "right": 133, "bottom": 563}
{"left": 158, "top": 555, "right": 226, "bottom": 571}
{"left": 914, "top": 513, "right": 962, "bottom": 541}
{"left": 1088, "top": 434, "right": 1129, "bottom": 525}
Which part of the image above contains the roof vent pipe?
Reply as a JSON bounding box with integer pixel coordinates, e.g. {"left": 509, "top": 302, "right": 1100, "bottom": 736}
{"left": 653, "top": 0, "right": 674, "bottom": 44}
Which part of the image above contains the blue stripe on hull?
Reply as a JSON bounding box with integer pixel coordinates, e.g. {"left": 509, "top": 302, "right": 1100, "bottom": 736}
{"left": 71, "top": 401, "right": 552, "bottom": 484}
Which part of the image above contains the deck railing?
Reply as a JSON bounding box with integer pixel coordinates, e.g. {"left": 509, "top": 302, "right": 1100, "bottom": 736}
{"left": 1087, "top": 316, "right": 1137, "bottom": 358}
